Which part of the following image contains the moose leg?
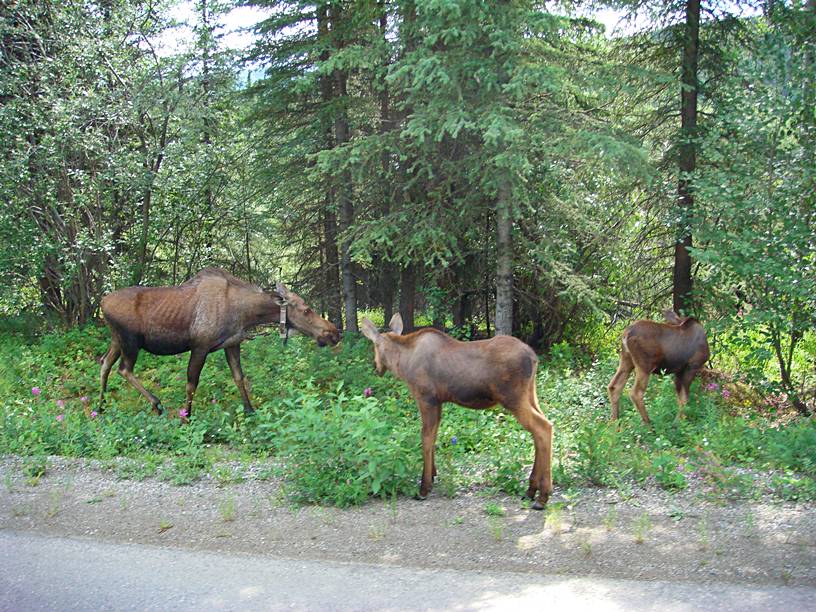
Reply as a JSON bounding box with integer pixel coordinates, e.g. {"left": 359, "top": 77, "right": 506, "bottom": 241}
{"left": 628, "top": 367, "right": 652, "bottom": 426}
{"left": 674, "top": 368, "right": 698, "bottom": 420}
{"left": 512, "top": 400, "right": 554, "bottom": 510}
{"left": 224, "top": 346, "right": 254, "bottom": 415}
{"left": 183, "top": 349, "right": 209, "bottom": 421}
{"left": 608, "top": 351, "right": 634, "bottom": 420}
{"left": 525, "top": 383, "right": 544, "bottom": 500}
{"left": 118, "top": 351, "right": 163, "bottom": 415}
{"left": 431, "top": 405, "right": 443, "bottom": 481}
{"left": 417, "top": 400, "right": 442, "bottom": 500}
{"left": 99, "top": 340, "right": 121, "bottom": 406}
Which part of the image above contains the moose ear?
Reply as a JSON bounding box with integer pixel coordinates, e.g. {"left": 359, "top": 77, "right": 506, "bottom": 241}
{"left": 275, "top": 282, "right": 290, "bottom": 303}
{"left": 662, "top": 309, "right": 683, "bottom": 325}
{"left": 361, "top": 318, "right": 380, "bottom": 342}
{"left": 388, "top": 312, "right": 404, "bottom": 336}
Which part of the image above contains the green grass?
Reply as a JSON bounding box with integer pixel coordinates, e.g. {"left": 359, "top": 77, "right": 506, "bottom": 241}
{"left": 1, "top": 322, "right": 815, "bottom": 506}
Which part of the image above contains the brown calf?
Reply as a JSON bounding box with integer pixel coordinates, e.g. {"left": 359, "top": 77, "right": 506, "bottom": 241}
{"left": 361, "top": 314, "right": 553, "bottom": 509}
{"left": 608, "top": 310, "right": 710, "bottom": 425}
{"left": 100, "top": 268, "right": 340, "bottom": 418}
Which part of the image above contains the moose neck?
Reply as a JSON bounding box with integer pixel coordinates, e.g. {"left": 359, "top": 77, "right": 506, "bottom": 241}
{"left": 244, "top": 292, "right": 282, "bottom": 329}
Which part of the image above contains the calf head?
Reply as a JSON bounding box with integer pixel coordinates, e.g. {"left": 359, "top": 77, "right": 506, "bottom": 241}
{"left": 361, "top": 313, "right": 404, "bottom": 376}
{"left": 275, "top": 282, "right": 340, "bottom": 347}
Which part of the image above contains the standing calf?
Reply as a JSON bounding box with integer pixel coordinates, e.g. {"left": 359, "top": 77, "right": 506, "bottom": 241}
{"left": 361, "top": 314, "right": 553, "bottom": 509}
{"left": 608, "top": 310, "right": 710, "bottom": 425}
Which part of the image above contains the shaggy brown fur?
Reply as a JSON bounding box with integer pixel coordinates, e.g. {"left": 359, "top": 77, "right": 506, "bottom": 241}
{"left": 99, "top": 268, "right": 339, "bottom": 419}
{"left": 362, "top": 314, "right": 553, "bottom": 509}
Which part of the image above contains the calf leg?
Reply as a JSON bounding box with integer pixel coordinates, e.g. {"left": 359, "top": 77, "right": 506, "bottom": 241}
{"left": 117, "top": 351, "right": 163, "bottom": 415}
{"left": 225, "top": 346, "right": 254, "bottom": 415}
{"left": 608, "top": 351, "right": 634, "bottom": 420}
{"left": 628, "top": 367, "right": 652, "bottom": 426}
{"left": 417, "top": 400, "right": 442, "bottom": 500}
{"left": 99, "top": 340, "right": 121, "bottom": 406}
{"left": 182, "top": 349, "right": 209, "bottom": 421}
{"left": 674, "top": 368, "right": 698, "bottom": 419}
{"left": 512, "top": 400, "right": 554, "bottom": 510}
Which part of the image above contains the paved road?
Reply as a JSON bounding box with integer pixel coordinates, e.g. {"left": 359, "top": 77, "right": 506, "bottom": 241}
{"left": 0, "top": 531, "right": 813, "bottom": 611}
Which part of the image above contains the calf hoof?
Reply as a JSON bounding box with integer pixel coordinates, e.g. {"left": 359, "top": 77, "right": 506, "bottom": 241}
{"left": 414, "top": 492, "right": 428, "bottom": 501}
{"left": 153, "top": 403, "right": 164, "bottom": 416}
{"left": 531, "top": 500, "right": 547, "bottom": 511}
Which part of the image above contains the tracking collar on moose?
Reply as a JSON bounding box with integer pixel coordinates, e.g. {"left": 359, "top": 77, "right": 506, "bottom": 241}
{"left": 608, "top": 310, "right": 710, "bottom": 426}
{"left": 361, "top": 313, "right": 554, "bottom": 510}
{"left": 98, "top": 268, "right": 340, "bottom": 420}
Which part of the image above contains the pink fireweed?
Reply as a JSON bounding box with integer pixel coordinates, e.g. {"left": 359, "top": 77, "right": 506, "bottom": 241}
{"left": 90, "top": 411, "right": 98, "bottom": 419}
{"left": 364, "top": 387, "right": 373, "bottom": 398}
{"left": 56, "top": 414, "right": 64, "bottom": 422}
{"left": 80, "top": 396, "right": 89, "bottom": 404}
{"left": 31, "top": 387, "right": 41, "bottom": 396}
{"left": 722, "top": 389, "right": 731, "bottom": 399}
{"left": 179, "top": 408, "right": 189, "bottom": 419}
{"left": 705, "top": 383, "right": 719, "bottom": 392}
{"left": 56, "top": 399, "right": 65, "bottom": 408}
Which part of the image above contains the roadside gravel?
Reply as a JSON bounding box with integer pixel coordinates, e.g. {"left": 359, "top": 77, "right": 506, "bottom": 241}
{"left": 1, "top": 455, "right": 814, "bottom": 587}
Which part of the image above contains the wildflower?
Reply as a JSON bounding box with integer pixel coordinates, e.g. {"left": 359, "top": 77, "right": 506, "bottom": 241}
{"left": 212, "top": 398, "right": 217, "bottom": 404}
{"left": 364, "top": 387, "right": 373, "bottom": 398}
{"left": 179, "top": 408, "right": 189, "bottom": 419}
{"left": 56, "top": 414, "right": 64, "bottom": 422}
{"left": 705, "top": 383, "right": 719, "bottom": 392}
{"left": 80, "top": 396, "right": 89, "bottom": 404}
{"left": 31, "top": 387, "right": 41, "bottom": 396}
{"left": 451, "top": 436, "right": 458, "bottom": 445}
{"left": 56, "top": 399, "right": 65, "bottom": 408}
{"left": 90, "top": 411, "right": 98, "bottom": 419}
{"left": 722, "top": 389, "right": 731, "bottom": 399}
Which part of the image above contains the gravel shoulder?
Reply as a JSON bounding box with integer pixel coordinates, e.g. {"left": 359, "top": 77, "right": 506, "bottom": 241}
{"left": 1, "top": 455, "right": 814, "bottom": 587}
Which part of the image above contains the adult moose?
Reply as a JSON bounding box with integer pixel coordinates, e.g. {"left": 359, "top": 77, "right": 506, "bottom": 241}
{"left": 608, "top": 310, "right": 710, "bottom": 425}
{"left": 361, "top": 314, "right": 553, "bottom": 510}
{"left": 99, "top": 268, "right": 340, "bottom": 419}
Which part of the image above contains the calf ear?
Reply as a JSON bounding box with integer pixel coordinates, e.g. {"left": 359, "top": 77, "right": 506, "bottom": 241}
{"left": 388, "top": 313, "right": 404, "bottom": 335}
{"left": 662, "top": 309, "right": 683, "bottom": 325}
{"left": 275, "top": 282, "right": 290, "bottom": 302}
{"left": 361, "top": 318, "right": 380, "bottom": 342}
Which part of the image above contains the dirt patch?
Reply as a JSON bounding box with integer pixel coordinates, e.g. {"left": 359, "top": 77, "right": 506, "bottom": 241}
{"left": 1, "top": 456, "right": 814, "bottom": 587}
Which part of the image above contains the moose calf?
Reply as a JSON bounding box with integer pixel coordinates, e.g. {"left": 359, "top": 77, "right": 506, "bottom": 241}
{"left": 608, "top": 310, "right": 710, "bottom": 425}
{"left": 361, "top": 314, "right": 553, "bottom": 509}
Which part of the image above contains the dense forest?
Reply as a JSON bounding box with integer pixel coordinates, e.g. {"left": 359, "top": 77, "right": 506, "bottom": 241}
{"left": 1, "top": 0, "right": 814, "bottom": 413}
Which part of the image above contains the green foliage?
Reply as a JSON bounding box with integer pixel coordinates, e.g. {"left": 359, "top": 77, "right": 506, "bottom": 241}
{"left": 2, "top": 323, "right": 815, "bottom": 506}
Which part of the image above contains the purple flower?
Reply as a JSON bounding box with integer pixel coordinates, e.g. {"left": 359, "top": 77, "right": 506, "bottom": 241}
{"left": 705, "top": 383, "right": 719, "bottom": 392}
{"left": 56, "top": 414, "right": 64, "bottom": 422}
{"left": 56, "top": 399, "right": 65, "bottom": 408}
{"left": 722, "top": 389, "right": 731, "bottom": 399}
{"left": 179, "top": 408, "right": 189, "bottom": 419}
{"left": 90, "top": 411, "right": 98, "bottom": 419}
{"left": 364, "top": 387, "right": 373, "bottom": 398}
{"left": 80, "top": 396, "right": 89, "bottom": 404}
{"left": 31, "top": 387, "right": 41, "bottom": 396}
{"left": 211, "top": 398, "right": 217, "bottom": 404}
{"left": 451, "top": 436, "right": 458, "bottom": 445}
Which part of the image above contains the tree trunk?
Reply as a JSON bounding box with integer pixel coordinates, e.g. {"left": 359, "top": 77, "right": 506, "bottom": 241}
{"left": 494, "top": 184, "right": 513, "bottom": 336}
{"left": 317, "top": 4, "right": 343, "bottom": 330}
{"left": 673, "top": 0, "right": 700, "bottom": 314}
{"left": 323, "top": 203, "right": 343, "bottom": 330}
{"left": 399, "top": 264, "right": 416, "bottom": 333}
{"left": 329, "top": 4, "right": 357, "bottom": 332}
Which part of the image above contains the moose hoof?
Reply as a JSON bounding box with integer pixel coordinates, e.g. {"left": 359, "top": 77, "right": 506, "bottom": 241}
{"left": 531, "top": 500, "right": 547, "bottom": 511}
{"left": 414, "top": 493, "right": 428, "bottom": 501}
